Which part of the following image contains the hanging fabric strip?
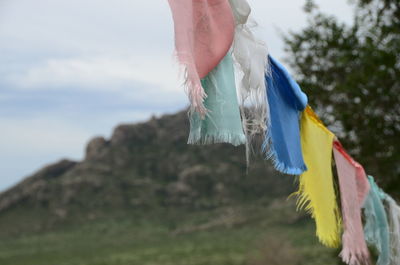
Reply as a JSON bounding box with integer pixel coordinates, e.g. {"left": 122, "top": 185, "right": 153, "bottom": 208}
{"left": 295, "top": 106, "right": 341, "bottom": 248}
{"left": 262, "top": 56, "right": 308, "bottom": 175}
{"left": 168, "top": 0, "right": 235, "bottom": 116}
{"left": 384, "top": 196, "right": 400, "bottom": 265}
{"left": 333, "top": 140, "right": 371, "bottom": 265}
{"left": 188, "top": 52, "right": 246, "bottom": 146}
{"left": 228, "top": 0, "right": 269, "bottom": 163}
{"left": 363, "top": 176, "right": 390, "bottom": 265}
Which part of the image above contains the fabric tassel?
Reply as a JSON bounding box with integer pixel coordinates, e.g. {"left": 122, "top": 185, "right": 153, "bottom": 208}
{"left": 228, "top": 0, "right": 269, "bottom": 163}
{"left": 333, "top": 140, "right": 371, "bottom": 265}
{"left": 382, "top": 194, "right": 400, "bottom": 265}
{"left": 363, "top": 176, "right": 390, "bottom": 265}
{"left": 295, "top": 106, "right": 341, "bottom": 248}
{"left": 168, "top": 0, "right": 235, "bottom": 116}
{"left": 263, "top": 56, "right": 308, "bottom": 175}
{"left": 188, "top": 52, "right": 246, "bottom": 146}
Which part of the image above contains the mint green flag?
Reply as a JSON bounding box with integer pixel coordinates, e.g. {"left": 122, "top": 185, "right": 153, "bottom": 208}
{"left": 363, "top": 176, "right": 390, "bottom": 265}
{"left": 188, "top": 52, "right": 246, "bottom": 146}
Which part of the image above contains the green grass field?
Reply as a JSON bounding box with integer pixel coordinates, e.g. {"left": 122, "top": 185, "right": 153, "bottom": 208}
{"left": 0, "top": 201, "right": 342, "bottom": 265}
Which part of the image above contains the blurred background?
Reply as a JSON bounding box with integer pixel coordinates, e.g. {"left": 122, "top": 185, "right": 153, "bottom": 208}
{"left": 0, "top": 0, "right": 398, "bottom": 264}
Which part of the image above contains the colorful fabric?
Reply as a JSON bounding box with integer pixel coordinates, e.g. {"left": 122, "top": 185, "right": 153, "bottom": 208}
{"left": 263, "top": 56, "right": 308, "bottom": 175}
{"left": 188, "top": 52, "right": 246, "bottom": 146}
{"left": 229, "top": 0, "right": 269, "bottom": 153}
{"left": 363, "top": 176, "right": 390, "bottom": 265}
{"left": 333, "top": 140, "right": 371, "bottom": 265}
{"left": 168, "top": 0, "right": 235, "bottom": 116}
{"left": 382, "top": 194, "right": 400, "bottom": 265}
{"left": 296, "top": 106, "right": 341, "bottom": 248}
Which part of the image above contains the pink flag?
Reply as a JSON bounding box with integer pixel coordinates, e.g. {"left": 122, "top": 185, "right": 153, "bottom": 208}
{"left": 333, "top": 140, "right": 371, "bottom": 265}
{"left": 168, "top": 0, "right": 235, "bottom": 116}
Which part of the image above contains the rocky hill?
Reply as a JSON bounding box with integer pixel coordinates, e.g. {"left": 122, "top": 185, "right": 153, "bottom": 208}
{"left": 0, "top": 111, "right": 296, "bottom": 234}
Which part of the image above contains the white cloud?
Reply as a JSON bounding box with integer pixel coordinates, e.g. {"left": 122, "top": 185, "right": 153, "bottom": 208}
{"left": 0, "top": 0, "right": 173, "bottom": 54}
{"left": 10, "top": 55, "right": 181, "bottom": 92}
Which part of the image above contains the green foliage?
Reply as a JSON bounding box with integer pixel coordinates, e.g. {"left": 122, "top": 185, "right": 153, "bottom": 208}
{"left": 0, "top": 202, "right": 340, "bottom": 265}
{"left": 283, "top": 0, "right": 400, "bottom": 196}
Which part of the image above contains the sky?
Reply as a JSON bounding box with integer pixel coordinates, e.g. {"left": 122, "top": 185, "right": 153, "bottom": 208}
{"left": 0, "top": 0, "right": 354, "bottom": 192}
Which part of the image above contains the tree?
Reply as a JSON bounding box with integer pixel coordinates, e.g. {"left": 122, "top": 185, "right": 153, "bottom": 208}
{"left": 283, "top": 0, "right": 400, "bottom": 197}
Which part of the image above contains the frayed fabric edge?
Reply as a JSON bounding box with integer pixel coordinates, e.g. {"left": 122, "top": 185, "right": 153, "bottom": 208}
{"left": 229, "top": 0, "right": 270, "bottom": 167}
{"left": 261, "top": 125, "right": 307, "bottom": 175}
{"left": 385, "top": 196, "right": 400, "bottom": 265}
{"left": 294, "top": 185, "right": 342, "bottom": 248}
{"left": 177, "top": 55, "right": 208, "bottom": 118}
{"left": 188, "top": 131, "right": 246, "bottom": 147}
{"left": 339, "top": 249, "right": 371, "bottom": 265}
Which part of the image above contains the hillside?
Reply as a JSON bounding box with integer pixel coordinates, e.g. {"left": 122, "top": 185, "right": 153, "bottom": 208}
{"left": 0, "top": 111, "right": 296, "bottom": 234}
{"left": 0, "top": 110, "right": 344, "bottom": 265}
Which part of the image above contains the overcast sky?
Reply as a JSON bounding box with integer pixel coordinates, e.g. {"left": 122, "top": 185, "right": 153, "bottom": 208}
{"left": 0, "top": 0, "right": 354, "bottom": 192}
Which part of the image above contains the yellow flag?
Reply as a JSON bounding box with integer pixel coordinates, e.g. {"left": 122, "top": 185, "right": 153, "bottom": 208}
{"left": 296, "top": 106, "right": 342, "bottom": 248}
